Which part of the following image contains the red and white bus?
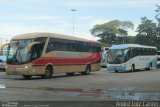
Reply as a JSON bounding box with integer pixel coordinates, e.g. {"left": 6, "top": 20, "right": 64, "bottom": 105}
{"left": 6, "top": 33, "right": 101, "bottom": 79}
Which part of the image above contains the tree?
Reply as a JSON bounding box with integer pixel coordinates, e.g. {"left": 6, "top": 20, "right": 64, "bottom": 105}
{"left": 90, "top": 20, "right": 134, "bottom": 46}
{"left": 155, "top": 4, "right": 160, "bottom": 50}
{"left": 135, "top": 17, "right": 158, "bottom": 48}
{"left": 126, "top": 36, "right": 136, "bottom": 44}
{"left": 155, "top": 4, "right": 160, "bottom": 25}
{"left": 135, "top": 5, "right": 160, "bottom": 50}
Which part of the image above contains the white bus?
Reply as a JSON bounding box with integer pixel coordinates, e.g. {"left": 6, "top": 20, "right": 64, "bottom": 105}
{"left": 107, "top": 44, "right": 157, "bottom": 72}
{"left": 157, "top": 51, "right": 160, "bottom": 68}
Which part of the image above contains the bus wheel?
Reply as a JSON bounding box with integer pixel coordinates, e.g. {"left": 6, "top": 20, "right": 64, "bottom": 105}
{"left": 157, "top": 64, "right": 160, "bottom": 69}
{"left": 115, "top": 70, "right": 118, "bottom": 73}
{"left": 22, "top": 75, "right": 32, "bottom": 79}
{"left": 131, "top": 65, "right": 135, "bottom": 72}
{"left": 81, "top": 65, "right": 91, "bottom": 75}
{"left": 42, "top": 66, "right": 53, "bottom": 79}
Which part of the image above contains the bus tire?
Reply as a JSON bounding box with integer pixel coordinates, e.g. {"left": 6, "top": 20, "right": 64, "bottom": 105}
{"left": 22, "top": 75, "right": 32, "bottom": 79}
{"left": 42, "top": 66, "right": 53, "bottom": 79}
{"left": 131, "top": 65, "right": 135, "bottom": 72}
{"left": 157, "top": 64, "right": 160, "bottom": 69}
{"left": 81, "top": 65, "right": 91, "bottom": 75}
{"left": 115, "top": 70, "right": 118, "bottom": 73}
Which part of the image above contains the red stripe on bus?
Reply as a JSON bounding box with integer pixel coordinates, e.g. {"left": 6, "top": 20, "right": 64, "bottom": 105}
{"left": 32, "top": 59, "right": 101, "bottom": 66}
{"left": 32, "top": 53, "right": 101, "bottom": 66}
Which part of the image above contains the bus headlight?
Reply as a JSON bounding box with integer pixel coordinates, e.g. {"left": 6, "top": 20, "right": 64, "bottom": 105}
{"left": 25, "top": 65, "right": 29, "bottom": 69}
{"left": 5, "top": 65, "right": 8, "bottom": 69}
{"left": 121, "top": 64, "right": 125, "bottom": 67}
{"left": 25, "top": 64, "right": 32, "bottom": 69}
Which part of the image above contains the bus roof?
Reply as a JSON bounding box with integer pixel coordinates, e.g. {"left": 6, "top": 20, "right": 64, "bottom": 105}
{"left": 11, "top": 32, "right": 97, "bottom": 43}
{"left": 109, "top": 44, "right": 157, "bottom": 49}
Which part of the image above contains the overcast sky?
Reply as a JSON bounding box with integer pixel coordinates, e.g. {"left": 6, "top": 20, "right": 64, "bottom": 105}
{"left": 0, "top": 0, "right": 159, "bottom": 41}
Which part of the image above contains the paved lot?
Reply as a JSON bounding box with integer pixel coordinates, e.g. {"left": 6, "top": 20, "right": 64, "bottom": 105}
{"left": 0, "top": 68, "right": 160, "bottom": 102}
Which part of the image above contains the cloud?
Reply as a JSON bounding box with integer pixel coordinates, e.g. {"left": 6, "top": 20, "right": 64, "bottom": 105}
{"left": 89, "top": 19, "right": 110, "bottom": 26}
{"left": 77, "top": 16, "right": 110, "bottom": 26}
{"left": 0, "top": 15, "right": 58, "bottom": 20}
{"left": 0, "top": 21, "right": 100, "bottom": 41}
{"left": 66, "top": 0, "right": 159, "bottom": 8}
{"left": 0, "top": 14, "right": 138, "bottom": 41}
{"left": 0, "top": 24, "right": 51, "bottom": 40}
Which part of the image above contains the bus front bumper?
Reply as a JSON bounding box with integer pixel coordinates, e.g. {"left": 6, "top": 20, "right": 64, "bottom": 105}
{"left": 107, "top": 64, "right": 126, "bottom": 72}
{"left": 6, "top": 65, "right": 45, "bottom": 76}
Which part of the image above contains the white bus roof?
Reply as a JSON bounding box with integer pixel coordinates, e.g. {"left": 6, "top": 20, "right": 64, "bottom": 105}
{"left": 11, "top": 32, "right": 96, "bottom": 42}
{"left": 110, "top": 44, "right": 157, "bottom": 49}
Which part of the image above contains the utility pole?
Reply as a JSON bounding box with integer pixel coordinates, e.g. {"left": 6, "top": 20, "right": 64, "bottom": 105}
{"left": 0, "top": 38, "right": 2, "bottom": 49}
{"left": 71, "top": 9, "right": 76, "bottom": 36}
{"left": 0, "top": 38, "right": 2, "bottom": 55}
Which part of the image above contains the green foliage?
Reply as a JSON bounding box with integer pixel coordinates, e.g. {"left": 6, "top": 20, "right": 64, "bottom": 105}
{"left": 100, "top": 42, "right": 109, "bottom": 47}
{"left": 90, "top": 20, "right": 134, "bottom": 46}
{"left": 155, "top": 4, "right": 160, "bottom": 25}
{"left": 134, "top": 4, "right": 160, "bottom": 50}
{"left": 120, "top": 21, "right": 134, "bottom": 30}
{"left": 135, "top": 17, "right": 160, "bottom": 49}
{"left": 126, "top": 36, "right": 136, "bottom": 44}
{"left": 92, "top": 4, "right": 160, "bottom": 49}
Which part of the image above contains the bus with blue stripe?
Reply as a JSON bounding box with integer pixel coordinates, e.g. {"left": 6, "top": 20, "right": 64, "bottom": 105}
{"left": 107, "top": 44, "right": 157, "bottom": 72}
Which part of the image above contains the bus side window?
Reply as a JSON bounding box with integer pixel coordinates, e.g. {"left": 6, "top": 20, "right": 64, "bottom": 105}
{"left": 46, "top": 38, "right": 62, "bottom": 52}
{"left": 131, "top": 48, "right": 135, "bottom": 58}
{"left": 153, "top": 49, "right": 157, "bottom": 55}
{"left": 125, "top": 49, "right": 131, "bottom": 61}
{"left": 31, "top": 43, "right": 44, "bottom": 60}
{"left": 137, "top": 48, "right": 140, "bottom": 56}
{"left": 149, "top": 49, "right": 152, "bottom": 55}
{"left": 46, "top": 38, "right": 54, "bottom": 52}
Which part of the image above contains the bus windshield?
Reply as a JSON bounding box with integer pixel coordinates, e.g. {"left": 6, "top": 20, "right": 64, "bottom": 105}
{"left": 107, "top": 49, "right": 129, "bottom": 64}
{"left": 7, "top": 39, "right": 33, "bottom": 64}
{"left": 7, "top": 38, "right": 46, "bottom": 64}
